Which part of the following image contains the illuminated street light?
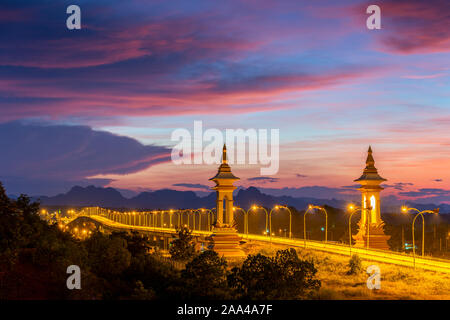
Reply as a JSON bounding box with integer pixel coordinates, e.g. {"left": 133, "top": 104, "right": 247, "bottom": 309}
{"left": 190, "top": 209, "right": 199, "bottom": 230}
{"left": 347, "top": 204, "right": 364, "bottom": 255}
{"left": 274, "top": 205, "right": 292, "bottom": 239}
{"left": 304, "top": 205, "right": 329, "bottom": 248}
{"left": 268, "top": 206, "right": 280, "bottom": 243}
{"left": 233, "top": 206, "right": 251, "bottom": 237}
{"left": 303, "top": 206, "right": 312, "bottom": 248}
{"left": 169, "top": 210, "right": 174, "bottom": 229}
{"left": 402, "top": 206, "right": 439, "bottom": 268}
{"left": 308, "top": 205, "right": 328, "bottom": 243}
{"left": 252, "top": 206, "right": 269, "bottom": 237}
{"left": 208, "top": 208, "right": 215, "bottom": 231}
{"left": 346, "top": 203, "right": 372, "bottom": 250}
{"left": 200, "top": 208, "right": 215, "bottom": 231}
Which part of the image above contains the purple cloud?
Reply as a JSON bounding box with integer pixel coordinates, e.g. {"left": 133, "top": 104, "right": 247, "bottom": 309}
{"left": 247, "top": 177, "right": 279, "bottom": 183}
{"left": 399, "top": 188, "right": 450, "bottom": 198}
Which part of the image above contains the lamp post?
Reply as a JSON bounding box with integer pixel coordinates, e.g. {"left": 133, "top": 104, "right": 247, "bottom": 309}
{"left": 233, "top": 207, "right": 250, "bottom": 236}
{"left": 307, "top": 205, "right": 328, "bottom": 243}
{"left": 269, "top": 206, "right": 278, "bottom": 243}
{"left": 402, "top": 206, "right": 439, "bottom": 268}
{"left": 252, "top": 205, "right": 269, "bottom": 236}
{"left": 274, "top": 205, "right": 292, "bottom": 239}
{"left": 347, "top": 204, "right": 372, "bottom": 251}
{"left": 347, "top": 204, "right": 363, "bottom": 255}
{"left": 151, "top": 211, "right": 155, "bottom": 228}
{"left": 169, "top": 210, "right": 174, "bottom": 229}
{"left": 193, "top": 209, "right": 207, "bottom": 230}
{"left": 188, "top": 209, "right": 193, "bottom": 230}
{"left": 156, "top": 211, "right": 161, "bottom": 228}
{"left": 195, "top": 209, "right": 202, "bottom": 231}
{"left": 175, "top": 210, "right": 180, "bottom": 228}
{"left": 202, "top": 208, "right": 215, "bottom": 231}
{"left": 304, "top": 206, "right": 312, "bottom": 248}
{"left": 192, "top": 209, "right": 195, "bottom": 230}
{"left": 180, "top": 209, "right": 189, "bottom": 229}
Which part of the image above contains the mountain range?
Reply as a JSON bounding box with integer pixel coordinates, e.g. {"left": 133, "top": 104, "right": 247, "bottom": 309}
{"left": 33, "top": 185, "right": 450, "bottom": 213}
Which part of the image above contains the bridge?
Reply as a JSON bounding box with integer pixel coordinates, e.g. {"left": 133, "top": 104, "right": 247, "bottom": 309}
{"left": 54, "top": 206, "right": 450, "bottom": 274}
{"left": 45, "top": 147, "right": 450, "bottom": 274}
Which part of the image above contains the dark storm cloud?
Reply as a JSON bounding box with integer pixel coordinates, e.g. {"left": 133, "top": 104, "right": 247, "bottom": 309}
{"left": 172, "top": 183, "right": 211, "bottom": 190}
{"left": 0, "top": 122, "right": 170, "bottom": 195}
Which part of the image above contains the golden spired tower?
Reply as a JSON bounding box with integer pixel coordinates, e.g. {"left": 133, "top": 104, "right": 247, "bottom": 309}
{"left": 207, "top": 145, "right": 245, "bottom": 258}
{"left": 352, "top": 146, "right": 391, "bottom": 250}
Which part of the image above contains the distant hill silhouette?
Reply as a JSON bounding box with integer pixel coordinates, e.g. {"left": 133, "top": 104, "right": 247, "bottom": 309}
{"left": 36, "top": 185, "right": 450, "bottom": 213}
{"left": 36, "top": 185, "right": 345, "bottom": 211}
{"left": 37, "top": 185, "right": 127, "bottom": 208}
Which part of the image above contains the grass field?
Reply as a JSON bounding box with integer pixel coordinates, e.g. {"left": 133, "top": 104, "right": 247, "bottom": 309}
{"left": 241, "top": 242, "right": 450, "bottom": 300}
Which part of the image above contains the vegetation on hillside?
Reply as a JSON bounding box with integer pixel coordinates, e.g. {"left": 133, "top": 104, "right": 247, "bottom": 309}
{"left": 0, "top": 182, "right": 321, "bottom": 299}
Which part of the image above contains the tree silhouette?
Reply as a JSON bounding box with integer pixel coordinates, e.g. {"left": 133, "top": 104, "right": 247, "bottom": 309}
{"left": 180, "top": 250, "right": 230, "bottom": 299}
{"left": 228, "top": 248, "right": 320, "bottom": 299}
{"left": 169, "top": 227, "right": 196, "bottom": 261}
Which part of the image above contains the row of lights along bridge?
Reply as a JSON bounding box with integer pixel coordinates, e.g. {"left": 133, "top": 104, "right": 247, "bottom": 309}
{"left": 77, "top": 203, "right": 438, "bottom": 261}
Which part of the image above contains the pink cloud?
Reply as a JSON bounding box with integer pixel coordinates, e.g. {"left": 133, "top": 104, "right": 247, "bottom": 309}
{"left": 0, "top": 64, "right": 381, "bottom": 121}
{"left": 365, "top": 0, "right": 449, "bottom": 54}
{"left": 0, "top": 15, "right": 263, "bottom": 69}
{"left": 402, "top": 73, "right": 447, "bottom": 79}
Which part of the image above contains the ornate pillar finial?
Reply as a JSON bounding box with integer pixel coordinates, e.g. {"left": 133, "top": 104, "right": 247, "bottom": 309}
{"left": 222, "top": 144, "right": 228, "bottom": 164}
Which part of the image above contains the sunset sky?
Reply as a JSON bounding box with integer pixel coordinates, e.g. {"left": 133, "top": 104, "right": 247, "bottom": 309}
{"left": 1, "top": 0, "right": 449, "bottom": 203}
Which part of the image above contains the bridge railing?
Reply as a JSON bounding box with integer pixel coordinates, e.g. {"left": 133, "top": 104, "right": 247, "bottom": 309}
{"left": 78, "top": 207, "right": 217, "bottom": 232}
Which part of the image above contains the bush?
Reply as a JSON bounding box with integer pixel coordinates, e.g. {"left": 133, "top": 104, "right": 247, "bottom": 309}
{"left": 228, "top": 248, "right": 321, "bottom": 299}
{"left": 180, "top": 250, "right": 231, "bottom": 299}
{"left": 347, "top": 254, "right": 362, "bottom": 275}
{"left": 84, "top": 232, "right": 132, "bottom": 278}
{"left": 130, "top": 280, "right": 156, "bottom": 300}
